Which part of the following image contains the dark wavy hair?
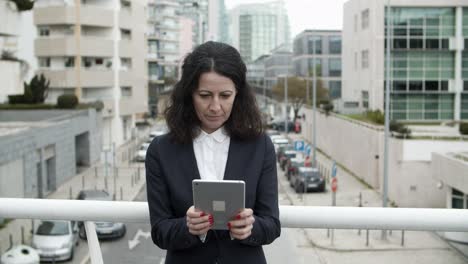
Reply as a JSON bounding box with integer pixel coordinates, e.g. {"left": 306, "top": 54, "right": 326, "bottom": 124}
{"left": 164, "top": 41, "right": 263, "bottom": 144}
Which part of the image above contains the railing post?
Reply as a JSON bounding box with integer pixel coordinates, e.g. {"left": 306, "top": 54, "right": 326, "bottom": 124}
{"left": 366, "top": 230, "right": 369, "bottom": 246}
{"left": 84, "top": 221, "right": 104, "bottom": 264}
{"left": 401, "top": 230, "right": 405, "bottom": 246}
{"left": 21, "top": 226, "right": 24, "bottom": 244}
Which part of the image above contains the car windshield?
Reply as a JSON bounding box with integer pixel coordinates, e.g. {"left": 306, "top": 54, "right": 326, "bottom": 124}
{"left": 36, "top": 221, "right": 69, "bottom": 236}
{"left": 285, "top": 153, "right": 297, "bottom": 158}
{"left": 303, "top": 171, "right": 319, "bottom": 178}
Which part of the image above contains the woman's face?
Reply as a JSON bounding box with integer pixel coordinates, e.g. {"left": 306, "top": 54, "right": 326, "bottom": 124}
{"left": 193, "top": 71, "right": 237, "bottom": 134}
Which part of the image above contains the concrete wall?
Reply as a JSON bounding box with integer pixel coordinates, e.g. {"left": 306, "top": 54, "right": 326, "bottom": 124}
{"left": 301, "top": 107, "right": 447, "bottom": 208}
{"left": 0, "top": 109, "right": 102, "bottom": 198}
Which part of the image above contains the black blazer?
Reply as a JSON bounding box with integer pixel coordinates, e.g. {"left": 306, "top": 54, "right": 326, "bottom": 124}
{"left": 145, "top": 133, "right": 281, "bottom": 264}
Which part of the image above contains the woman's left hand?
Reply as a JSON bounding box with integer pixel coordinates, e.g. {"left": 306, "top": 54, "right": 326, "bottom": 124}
{"left": 227, "top": 208, "right": 255, "bottom": 240}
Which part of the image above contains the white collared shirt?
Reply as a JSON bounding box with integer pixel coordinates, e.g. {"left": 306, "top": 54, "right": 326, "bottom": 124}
{"left": 193, "top": 127, "right": 230, "bottom": 181}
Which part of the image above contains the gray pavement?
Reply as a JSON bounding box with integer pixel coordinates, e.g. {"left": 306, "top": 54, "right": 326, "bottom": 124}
{"left": 282, "top": 132, "right": 468, "bottom": 263}
{"left": 0, "top": 125, "right": 151, "bottom": 262}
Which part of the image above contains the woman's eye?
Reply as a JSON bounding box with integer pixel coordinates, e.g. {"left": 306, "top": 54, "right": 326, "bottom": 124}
{"left": 221, "top": 94, "right": 231, "bottom": 99}
{"left": 199, "top": 94, "right": 210, "bottom": 98}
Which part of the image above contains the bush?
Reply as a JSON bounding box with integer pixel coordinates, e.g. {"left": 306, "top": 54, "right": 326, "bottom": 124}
{"left": 460, "top": 123, "right": 468, "bottom": 135}
{"left": 57, "top": 94, "right": 79, "bottom": 109}
{"left": 365, "top": 110, "right": 385, "bottom": 125}
{"left": 8, "top": 0, "right": 34, "bottom": 11}
{"left": 390, "top": 121, "right": 411, "bottom": 138}
{"left": 8, "top": 83, "right": 33, "bottom": 104}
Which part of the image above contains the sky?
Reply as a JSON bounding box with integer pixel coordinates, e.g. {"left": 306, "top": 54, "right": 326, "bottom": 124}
{"left": 224, "top": 0, "right": 349, "bottom": 37}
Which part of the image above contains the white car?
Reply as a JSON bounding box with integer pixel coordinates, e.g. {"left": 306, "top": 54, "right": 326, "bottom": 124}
{"left": 32, "top": 220, "right": 79, "bottom": 262}
{"left": 150, "top": 126, "right": 168, "bottom": 138}
{"left": 136, "top": 143, "right": 150, "bottom": 162}
{"left": 1, "top": 245, "right": 39, "bottom": 264}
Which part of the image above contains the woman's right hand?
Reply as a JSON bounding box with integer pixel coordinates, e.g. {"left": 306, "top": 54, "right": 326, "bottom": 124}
{"left": 186, "top": 205, "right": 213, "bottom": 236}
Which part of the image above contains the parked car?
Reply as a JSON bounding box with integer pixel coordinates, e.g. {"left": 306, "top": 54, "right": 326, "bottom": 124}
{"left": 285, "top": 157, "right": 304, "bottom": 181}
{"left": 272, "top": 137, "right": 290, "bottom": 152}
{"left": 279, "top": 150, "right": 303, "bottom": 171}
{"left": 276, "top": 144, "right": 294, "bottom": 163}
{"left": 76, "top": 190, "right": 126, "bottom": 240}
{"left": 290, "top": 167, "right": 325, "bottom": 193}
{"left": 149, "top": 126, "right": 168, "bottom": 139}
{"left": 269, "top": 120, "right": 295, "bottom": 133}
{"left": 32, "top": 220, "right": 79, "bottom": 262}
{"left": 136, "top": 142, "right": 150, "bottom": 162}
{"left": 1, "top": 245, "right": 39, "bottom": 264}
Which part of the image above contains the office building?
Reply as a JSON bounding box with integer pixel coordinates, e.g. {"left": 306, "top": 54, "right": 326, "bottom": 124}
{"left": 293, "top": 30, "right": 342, "bottom": 100}
{"left": 342, "top": 0, "right": 468, "bottom": 121}
{"left": 229, "top": 0, "right": 290, "bottom": 62}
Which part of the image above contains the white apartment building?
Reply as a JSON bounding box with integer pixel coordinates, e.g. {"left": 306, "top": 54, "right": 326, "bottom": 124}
{"left": 342, "top": 0, "right": 468, "bottom": 122}
{"left": 33, "top": 0, "right": 148, "bottom": 147}
{"left": 0, "top": 0, "right": 29, "bottom": 102}
{"left": 228, "top": 0, "right": 290, "bottom": 63}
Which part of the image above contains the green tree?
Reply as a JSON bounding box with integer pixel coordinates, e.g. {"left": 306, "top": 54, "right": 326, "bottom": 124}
{"left": 27, "top": 74, "right": 50, "bottom": 103}
{"left": 272, "top": 76, "right": 328, "bottom": 120}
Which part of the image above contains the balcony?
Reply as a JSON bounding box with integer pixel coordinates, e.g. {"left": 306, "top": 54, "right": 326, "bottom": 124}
{"left": 119, "top": 39, "right": 132, "bottom": 58}
{"left": 35, "top": 37, "right": 114, "bottom": 57}
{"left": 34, "top": 5, "right": 113, "bottom": 27}
{"left": 38, "top": 69, "right": 114, "bottom": 88}
{"left": 119, "top": 8, "right": 132, "bottom": 30}
{"left": 1, "top": 198, "right": 468, "bottom": 264}
{"left": 119, "top": 70, "right": 133, "bottom": 86}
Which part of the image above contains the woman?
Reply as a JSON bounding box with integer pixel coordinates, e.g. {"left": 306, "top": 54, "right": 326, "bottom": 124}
{"left": 146, "top": 41, "right": 280, "bottom": 264}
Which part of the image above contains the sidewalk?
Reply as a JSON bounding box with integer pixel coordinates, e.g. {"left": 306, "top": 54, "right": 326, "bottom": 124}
{"left": 281, "top": 132, "right": 468, "bottom": 263}
{"left": 0, "top": 127, "right": 151, "bottom": 256}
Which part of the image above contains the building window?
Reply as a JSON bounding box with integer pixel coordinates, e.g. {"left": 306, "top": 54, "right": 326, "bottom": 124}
{"left": 451, "top": 188, "right": 465, "bottom": 209}
{"left": 121, "top": 29, "right": 132, "bottom": 40}
{"left": 329, "top": 81, "right": 341, "bottom": 99}
{"left": 121, "top": 58, "right": 132, "bottom": 70}
{"left": 362, "top": 91, "right": 369, "bottom": 108}
{"left": 361, "top": 50, "right": 369, "bottom": 69}
{"left": 64, "top": 57, "right": 74, "bottom": 68}
{"left": 344, "top": 102, "right": 359, "bottom": 108}
{"left": 121, "top": 86, "right": 132, "bottom": 97}
{"left": 38, "top": 27, "right": 50, "bottom": 36}
{"left": 328, "top": 58, "right": 341, "bottom": 77}
{"left": 308, "top": 36, "right": 322, "bottom": 54}
{"left": 361, "top": 9, "right": 369, "bottom": 29}
{"left": 39, "top": 57, "right": 50, "bottom": 68}
{"left": 329, "top": 36, "right": 341, "bottom": 54}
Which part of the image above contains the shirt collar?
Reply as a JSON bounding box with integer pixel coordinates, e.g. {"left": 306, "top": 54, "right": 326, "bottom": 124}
{"left": 194, "top": 127, "right": 229, "bottom": 143}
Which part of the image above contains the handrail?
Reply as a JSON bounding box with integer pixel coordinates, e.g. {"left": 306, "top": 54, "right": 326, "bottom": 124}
{"left": 1, "top": 198, "right": 468, "bottom": 232}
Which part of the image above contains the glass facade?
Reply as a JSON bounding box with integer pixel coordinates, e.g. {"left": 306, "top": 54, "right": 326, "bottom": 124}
{"left": 462, "top": 93, "right": 468, "bottom": 119}
{"left": 386, "top": 7, "right": 457, "bottom": 121}
{"left": 390, "top": 93, "right": 454, "bottom": 120}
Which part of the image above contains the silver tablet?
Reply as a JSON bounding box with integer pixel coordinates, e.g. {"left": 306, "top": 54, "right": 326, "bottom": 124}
{"left": 192, "top": 179, "right": 245, "bottom": 230}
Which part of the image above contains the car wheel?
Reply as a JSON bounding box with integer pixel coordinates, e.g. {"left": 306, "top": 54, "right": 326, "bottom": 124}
{"left": 120, "top": 225, "right": 127, "bottom": 238}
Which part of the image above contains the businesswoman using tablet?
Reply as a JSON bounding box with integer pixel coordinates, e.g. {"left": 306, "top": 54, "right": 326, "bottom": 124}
{"left": 145, "top": 41, "right": 280, "bottom": 264}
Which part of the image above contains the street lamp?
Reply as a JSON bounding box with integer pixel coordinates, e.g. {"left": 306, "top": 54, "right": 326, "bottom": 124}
{"left": 284, "top": 75, "right": 288, "bottom": 134}
{"left": 382, "top": 0, "right": 392, "bottom": 240}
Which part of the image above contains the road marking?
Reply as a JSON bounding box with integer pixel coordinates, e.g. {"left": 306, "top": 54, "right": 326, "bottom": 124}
{"left": 128, "top": 229, "right": 151, "bottom": 250}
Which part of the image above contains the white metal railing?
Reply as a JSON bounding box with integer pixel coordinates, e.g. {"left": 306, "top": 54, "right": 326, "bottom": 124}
{"left": 2, "top": 198, "right": 468, "bottom": 263}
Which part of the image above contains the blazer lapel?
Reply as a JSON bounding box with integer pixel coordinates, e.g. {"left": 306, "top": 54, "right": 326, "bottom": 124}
{"left": 180, "top": 142, "right": 200, "bottom": 180}
{"left": 223, "top": 138, "right": 246, "bottom": 181}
